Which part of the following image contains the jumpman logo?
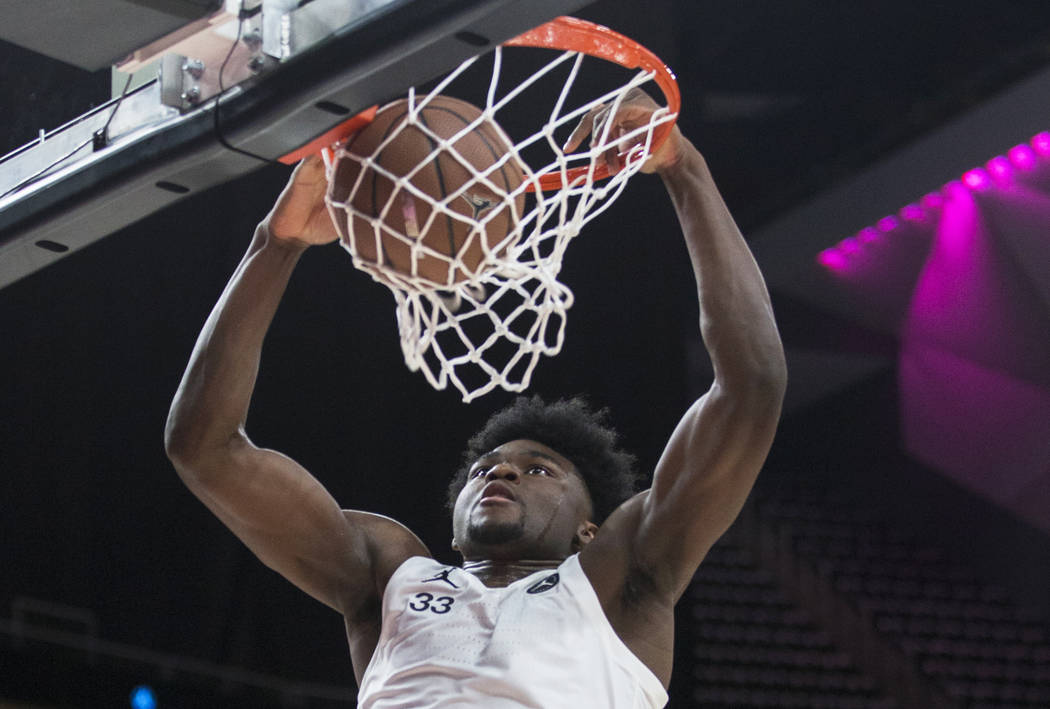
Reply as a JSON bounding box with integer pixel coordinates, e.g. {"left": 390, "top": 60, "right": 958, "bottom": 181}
{"left": 421, "top": 567, "right": 460, "bottom": 589}
{"left": 460, "top": 192, "right": 495, "bottom": 220}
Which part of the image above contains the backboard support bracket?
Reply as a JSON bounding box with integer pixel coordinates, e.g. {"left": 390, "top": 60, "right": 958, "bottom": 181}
{"left": 0, "top": 0, "right": 593, "bottom": 290}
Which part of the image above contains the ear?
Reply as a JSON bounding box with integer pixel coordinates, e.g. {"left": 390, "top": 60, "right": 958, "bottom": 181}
{"left": 573, "top": 521, "right": 598, "bottom": 550}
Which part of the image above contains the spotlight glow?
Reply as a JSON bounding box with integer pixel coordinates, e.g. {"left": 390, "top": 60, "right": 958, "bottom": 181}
{"left": 962, "top": 168, "right": 990, "bottom": 190}
{"left": 1008, "top": 144, "right": 1036, "bottom": 169}
{"left": 986, "top": 156, "right": 1011, "bottom": 179}
{"left": 900, "top": 204, "right": 925, "bottom": 222}
{"left": 1032, "top": 131, "right": 1050, "bottom": 156}
{"left": 130, "top": 686, "right": 156, "bottom": 709}
{"left": 818, "top": 248, "right": 849, "bottom": 270}
{"left": 920, "top": 192, "right": 944, "bottom": 211}
{"left": 944, "top": 180, "right": 969, "bottom": 199}
{"left": 876, "top": 216, "right": 899, "bottom": 232}
{"left": 856, "top": 227, "right": 879, "bottom": 244}
{"left": 817, "top": 127, "right": 1048, "bottom": 272}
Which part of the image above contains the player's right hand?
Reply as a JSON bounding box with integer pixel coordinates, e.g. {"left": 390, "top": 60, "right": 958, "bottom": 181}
{"left": 263, "top": 155, "right": 340, "bottom": 247}
{"left": 562, "top": 88, "right": 683, "bottom": 176}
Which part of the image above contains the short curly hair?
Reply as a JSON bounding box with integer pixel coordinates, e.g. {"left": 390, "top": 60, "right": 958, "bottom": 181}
{"left": 446, "top": 396, "right": 643, "bottom": 525}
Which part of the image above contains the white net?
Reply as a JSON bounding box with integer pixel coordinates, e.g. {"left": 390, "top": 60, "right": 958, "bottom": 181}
{"left": 324, "top": 43, "right": 676, "bottom": 402}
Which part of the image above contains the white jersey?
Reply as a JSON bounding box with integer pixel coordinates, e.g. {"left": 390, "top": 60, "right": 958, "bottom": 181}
{"left": 357, "top": 554, "right": 668, "bottom": 708}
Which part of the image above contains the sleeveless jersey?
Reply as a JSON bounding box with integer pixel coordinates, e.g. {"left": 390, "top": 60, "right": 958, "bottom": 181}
{"left": 357, "top": 554, "right": 668, "bottom": 708}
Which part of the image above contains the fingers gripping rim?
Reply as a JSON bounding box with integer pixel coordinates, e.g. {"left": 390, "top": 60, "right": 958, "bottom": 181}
{"left": 279, "top": 17, "right": 680, "bottom": 189}
{"left": 504, "top": 16, "right": 681, "bottom": 191}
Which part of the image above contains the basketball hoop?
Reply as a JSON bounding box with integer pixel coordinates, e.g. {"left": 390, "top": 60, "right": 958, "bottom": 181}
{"left": 295, "top": 16, "right": 679, "bottom": 402}
{"left": 504, "top": 16, "right": 681, "bottom": 191}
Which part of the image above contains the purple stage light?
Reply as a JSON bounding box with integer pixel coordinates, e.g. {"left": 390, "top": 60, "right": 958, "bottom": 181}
{"left": 1032, "top": 133, "right": 1050, "bottom": 157}
{"left": 920, "top": 192, "right": 944, "bottom": 210}
{"left": 962, "top": 168, "right": 990, "bottom": 190}
{"left": 900, "top": 204, "right": 925, "bottom": 222}
{"left": 1032, "top": 132, "right": 1050, "bottom": 155}
{"left": 816, "top": 128, "right": 1049, "bottom": 274}
{"left": 877, "top": 216, "right": 899, "bottom": 232}
{"left": 934, "top": 180, "right": 980, "bottom": 254}
{"left": 943, "top": 180, "right": 971, "bottom": 201}
{"left": 987, "top": 156, "right": 1011, "bottom": 179}
{"left": 818, "top": 248, "right": 849, "bottom": 270}
{"left": 1009, "top": 144, "right": 1036, "bottom": 169}
{"left": 857, "top": 226, "right": 880, "bottom": 244}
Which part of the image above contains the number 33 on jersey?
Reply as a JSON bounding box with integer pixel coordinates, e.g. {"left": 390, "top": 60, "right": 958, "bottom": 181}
{"left": 408, "top": 592, "right": 455, "bottom": 614}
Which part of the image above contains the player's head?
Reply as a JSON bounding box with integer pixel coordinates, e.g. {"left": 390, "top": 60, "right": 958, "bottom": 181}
{"left": 447, "top": 396, "right": 641, "bottom": 559}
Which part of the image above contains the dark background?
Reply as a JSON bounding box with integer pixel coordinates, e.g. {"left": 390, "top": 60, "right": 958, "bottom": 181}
{"left": 2, "top": 0, "right": 1050, "bottom": 706}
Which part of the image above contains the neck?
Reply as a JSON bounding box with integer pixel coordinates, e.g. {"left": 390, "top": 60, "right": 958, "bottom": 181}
{"left": 462, "top": 558, "right": 563, "bottom": 587}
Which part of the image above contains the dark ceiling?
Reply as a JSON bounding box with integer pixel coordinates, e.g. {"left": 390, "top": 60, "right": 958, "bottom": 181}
{"left": 3, "top": 0, "right": 1050, "bottom": 701}
{"left": 591, "top": 0, "right": 1050, "bottom": 229}
{"left": 6, "top": 1, "right": 1050, "bottom": 225}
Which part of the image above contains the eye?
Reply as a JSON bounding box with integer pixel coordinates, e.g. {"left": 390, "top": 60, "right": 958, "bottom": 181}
{"left": 526, "top": 466, "right": 550, "bottom": 476}
{"left": 470, "top": 466, "right": 490, "bottom": 479}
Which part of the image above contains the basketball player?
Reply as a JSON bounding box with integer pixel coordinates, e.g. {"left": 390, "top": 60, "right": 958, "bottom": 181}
{"left": 165, "top": 90, "right": 786, "bottom": 707}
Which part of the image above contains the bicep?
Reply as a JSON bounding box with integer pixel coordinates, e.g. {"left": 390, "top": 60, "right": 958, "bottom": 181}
{"left": 175, "top": 437, "right": 423, "bottom": 613}
{"left": 635, "top": 381, "right": 783, "bottom": 597}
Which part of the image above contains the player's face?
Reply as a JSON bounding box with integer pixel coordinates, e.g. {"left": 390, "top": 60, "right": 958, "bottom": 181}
{"left": 452, "top": 439, "right": 595, "bottom": 561}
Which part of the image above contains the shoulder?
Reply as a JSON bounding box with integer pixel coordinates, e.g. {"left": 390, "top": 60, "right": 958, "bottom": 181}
{"left": 586, "top": 490, "right": 648, "bottom": 555}
{"left": 342, "top": 509, "right": 427, "bottom": 544}
{"left": 579, "top": 491, "right": 662, "bottom": 598}
{"left": 339, "top": 511, "right": 431, "bottom": 610}
{"left": 342, "top": 510, "right": 431, "bottom": 565}
{"left": 581, "top": 490, "right": 696, "bottom": 605}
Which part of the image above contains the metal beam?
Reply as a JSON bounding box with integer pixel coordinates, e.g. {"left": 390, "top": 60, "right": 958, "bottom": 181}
{"left": 0, "top": 0, "right": 591, "bottom": 290}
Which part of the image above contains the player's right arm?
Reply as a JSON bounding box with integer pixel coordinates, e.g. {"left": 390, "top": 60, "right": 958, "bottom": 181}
{"left": 164, "top": 157, "right": 429, "bottom": 618}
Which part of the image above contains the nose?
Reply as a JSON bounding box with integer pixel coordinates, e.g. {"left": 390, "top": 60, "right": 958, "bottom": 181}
{"left": 483, "top": 463, "right": 519, "bottom": 483}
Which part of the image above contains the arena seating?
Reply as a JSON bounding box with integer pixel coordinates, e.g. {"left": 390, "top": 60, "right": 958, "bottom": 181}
{"left": 686, "top": 527, "right": 898, "bottom": 708}
{"left": 748, "top": 483, "right": 1050, "bottom": 709}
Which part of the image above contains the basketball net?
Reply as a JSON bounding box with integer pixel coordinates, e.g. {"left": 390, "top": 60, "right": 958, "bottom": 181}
{"left": 322, "top": 18, "right": 678, "bottom": 402}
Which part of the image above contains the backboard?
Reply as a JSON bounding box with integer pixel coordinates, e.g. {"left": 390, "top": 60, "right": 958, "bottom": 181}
{"left": 0, "top": 0, "right": 591, "bottom": 289}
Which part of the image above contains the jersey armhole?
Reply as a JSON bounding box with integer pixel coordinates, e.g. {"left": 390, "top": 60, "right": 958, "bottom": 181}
{"left": 564, "top": 555, "right": 670, "bottom": 703}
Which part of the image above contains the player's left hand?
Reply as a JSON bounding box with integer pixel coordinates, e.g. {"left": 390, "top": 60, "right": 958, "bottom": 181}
{"left": 263, "top": 155, "right": 341, "bottom": 247}
{"left": 562, "top": 87, "right": 683, "bottom": 175}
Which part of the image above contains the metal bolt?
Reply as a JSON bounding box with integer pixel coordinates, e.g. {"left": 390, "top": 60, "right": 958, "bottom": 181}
{"left": 242, "top": 27, "right": 263, "bottom": 49}
{"left": 248, "top": 55, "right": 266, "bottom": 74}
{"left": 182, "top": 86, "right": 201, "bottom": 105}
{"left": 182, "top": 58, "right": 205, "bottom": 79}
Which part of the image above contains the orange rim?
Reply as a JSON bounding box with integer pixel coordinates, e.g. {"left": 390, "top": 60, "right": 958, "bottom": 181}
{"left": 278, "top": 105, "right": 378, "bottom": 165}
{"left": 279, "top": 17, "right": 680, "bottom": 191}
{"left": 505, "top": 16, "right": 681, "bottom": 192}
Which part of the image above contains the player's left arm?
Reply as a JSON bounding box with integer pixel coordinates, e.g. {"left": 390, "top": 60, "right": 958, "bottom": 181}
{"left": 569, "top": 91, "right": 787, "bottom": 602}
{"left": 642, "top": 121, "right": 786, "bottom": 602}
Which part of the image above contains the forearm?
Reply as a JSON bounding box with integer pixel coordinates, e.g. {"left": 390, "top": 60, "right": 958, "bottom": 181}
{"left": 659, "top": 140, "right": 786, "bottom": 388}
{"left": 165, "top": 224, "right": 308, "bottom": 465}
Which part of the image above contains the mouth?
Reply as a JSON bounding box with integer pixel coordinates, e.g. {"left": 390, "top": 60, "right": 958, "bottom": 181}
{"left": 479, "top": 481, "right": 516, "bottom": 505}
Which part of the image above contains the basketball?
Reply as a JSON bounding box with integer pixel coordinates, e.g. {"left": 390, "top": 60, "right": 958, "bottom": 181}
{"left": 328, "top": 96, "right": 526, "bottom": 287}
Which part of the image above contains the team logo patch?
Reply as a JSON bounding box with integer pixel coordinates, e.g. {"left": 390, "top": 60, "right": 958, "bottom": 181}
{"left": 421, "top": 567, "right": 460, "bottom": 589}
{"left": 526, "top": 573, "right": 560, "bottom": 594}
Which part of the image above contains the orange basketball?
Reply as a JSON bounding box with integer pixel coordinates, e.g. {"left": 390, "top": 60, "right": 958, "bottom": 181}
{"left": 329, "top": 96, "right": 526, "bottom": 287}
